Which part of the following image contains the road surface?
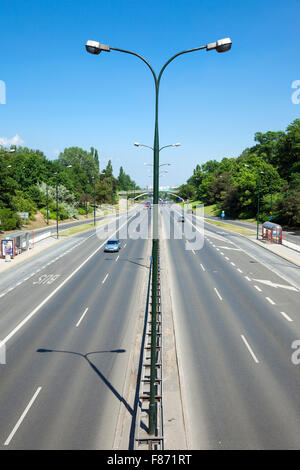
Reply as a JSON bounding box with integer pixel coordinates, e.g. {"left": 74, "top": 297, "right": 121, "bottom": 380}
{"left": 0, "top": 207, "right": 151, "bottom": 449}
{"left": 161, "top": 204, "right": 300, "bottom": 450}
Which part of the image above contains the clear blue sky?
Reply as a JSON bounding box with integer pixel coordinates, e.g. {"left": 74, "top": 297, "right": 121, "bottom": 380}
{"left": 1, "top": 0, "right": 299, "bottom": 188}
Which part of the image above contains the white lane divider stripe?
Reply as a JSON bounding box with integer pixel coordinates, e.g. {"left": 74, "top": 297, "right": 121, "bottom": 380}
{"left": 76, "top": 308, "right": 89, "bottom": 327}
{"left": 254, "top": 285, "right": 262, "bottom": 292}
{"left": 280, "top": 311, "right": 293, "bottom": 322}
{"left": 102, "top": 273, "right": 109, "bottom": 284}
{"left": 4, "top": 387, "right": 42, "bottom": 446}
{"left": 241, "top": 335, "right": 259, "bottom": 364}
{"left": 214, "top": 287, "right": 223, "bottom": 301}
{"left": 200, "top": 264, "right": 206, "bottom": 272}
{"left": 266, "top": 297, "right": 276, "bottom": 305}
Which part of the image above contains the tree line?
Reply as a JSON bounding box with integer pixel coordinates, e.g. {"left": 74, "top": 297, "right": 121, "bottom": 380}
{"left": 177, "top": 118, "right": 300, "bottom": 228}
{"left": 0, "top": 146, "right": 139, "bottom": 231}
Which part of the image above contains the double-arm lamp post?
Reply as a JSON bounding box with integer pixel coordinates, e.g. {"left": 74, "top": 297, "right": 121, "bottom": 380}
{"left": 85, "top": 37, "right": 232, "bottom": 434}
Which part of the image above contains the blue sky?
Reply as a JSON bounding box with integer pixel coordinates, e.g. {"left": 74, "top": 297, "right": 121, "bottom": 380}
{"left": 0, "top": 0, "right": 299, "bottom": 188}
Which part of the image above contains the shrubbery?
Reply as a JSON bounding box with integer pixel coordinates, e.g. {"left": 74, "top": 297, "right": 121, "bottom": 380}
{"left": 0, "top": 208, "right": 22, "bottom": 231}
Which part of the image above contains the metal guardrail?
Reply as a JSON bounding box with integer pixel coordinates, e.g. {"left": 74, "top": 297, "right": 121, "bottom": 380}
{"left": 134, "top": 245, "right": 164, "bottom": 450}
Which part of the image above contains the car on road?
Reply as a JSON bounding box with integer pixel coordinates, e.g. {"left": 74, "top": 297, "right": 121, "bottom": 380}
{"left": 104, "top": 238, "right": 121, "bottom": 252}
{"left": 178, "top": 216, "right": 185, "bottom": 222}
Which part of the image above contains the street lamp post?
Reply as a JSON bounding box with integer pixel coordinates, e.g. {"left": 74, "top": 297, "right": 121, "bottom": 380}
{"left": 85, "top": 36, "right": 232, "bottom": 434}
{"left": 46, "top": 184, "right": 49, "bottom": 225}
{"left": 0, "top": 148, "right": 16, "bottom": 154}
{"left": 91, "top": 176, "right": 96, "bottom": 226}
{"left": 257, "top": 171, "right": 264, "bottom": 240}
{"left": 54, "top": 172, "right": 59, "bottom": 239}
{"left": 54, "top": 165, "right": 72, "bottom": 239}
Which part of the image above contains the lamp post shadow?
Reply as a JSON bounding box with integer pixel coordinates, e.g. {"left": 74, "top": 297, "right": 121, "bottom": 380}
{"left": 36, "top": 348, "right": 133, "bottom": 415}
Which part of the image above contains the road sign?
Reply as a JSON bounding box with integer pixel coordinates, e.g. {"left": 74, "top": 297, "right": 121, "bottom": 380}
{"left": 18, "top": 212, "right": 29, "bottom": 219}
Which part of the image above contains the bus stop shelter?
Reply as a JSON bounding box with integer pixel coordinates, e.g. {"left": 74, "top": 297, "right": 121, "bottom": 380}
{"left": 262, "top": 222, "right": 283, "bottom": 244}
{"left": 0, "top": 231, "right": 33, "bottom": 259}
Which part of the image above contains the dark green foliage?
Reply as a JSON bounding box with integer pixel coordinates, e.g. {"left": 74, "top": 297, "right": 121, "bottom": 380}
{"left": 0, "top": 208, "right": 22, "bottom": 231}
{"left": 0, "top": 145, "right": 139, "bottom": 230}
{"left": 178, "top": 119, "right": 300, "bottom": 227}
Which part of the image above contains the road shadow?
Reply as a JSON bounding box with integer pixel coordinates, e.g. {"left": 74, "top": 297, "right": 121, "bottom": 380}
{"left": 122, "top": 258, "right": 150, "bottom": 269}
{"left": 36, "top": 347, "right": 134, "bottom": 416}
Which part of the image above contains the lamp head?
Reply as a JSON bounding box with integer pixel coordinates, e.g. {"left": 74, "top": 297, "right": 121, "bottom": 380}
{"left": 206, "top": 37, "right": 232, "bottom": 53}
{"left": 85, "top": 40, "right": 110, "bottom": 55}
{"left": 216, "top": 38, "right": 232, "bottom": 53}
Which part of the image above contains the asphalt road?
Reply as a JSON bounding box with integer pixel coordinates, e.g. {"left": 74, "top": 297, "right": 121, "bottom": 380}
{"left": 161, "top": 204, "right": 300, "bottom": 450}
{"left": 0, "top": 206, "right": 151, "bottom": 449}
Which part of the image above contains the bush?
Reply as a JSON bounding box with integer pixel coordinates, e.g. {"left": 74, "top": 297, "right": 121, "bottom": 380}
{"left": 0, "top": 208, "right": 22, "bottom": 231}
{"left": 40, "top": 208, "right": 56, "bottom": 220}
{"left": 78, "top": 207, "right": 87, "bottom": 215}
{"left": 10, "top": 192, "right": 37, "bottom": 217}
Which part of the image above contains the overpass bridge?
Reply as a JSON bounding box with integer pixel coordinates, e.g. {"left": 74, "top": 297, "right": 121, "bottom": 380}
{"left": 118, "top": 187, "right": 180, "bottom": 196}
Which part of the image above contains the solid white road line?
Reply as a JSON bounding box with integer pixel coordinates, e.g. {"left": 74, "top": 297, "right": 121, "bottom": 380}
{"left": 241, "top": 335, "right": 259, "bottom": 364}
{"left": 102, "top": 273, "right": 109, "bottom": 284}
{"left": 76, "top": 308, "right": 89, "bottom": 327}
{"left": 280, "top": 311, "right": 293, "bottom": 322}
{"left": 214, "top": 287, "right": 223, "bottom": 301}
{"left": 4, "top": 387, "right": 42, "bottom": 446}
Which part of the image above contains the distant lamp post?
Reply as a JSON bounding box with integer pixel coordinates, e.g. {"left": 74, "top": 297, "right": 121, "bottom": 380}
{"left": 135, "top": 142, "right": 181, "bottom": 152}
{"left": 257, "top": 171, "right": 264, "bottom": 240}
{"left": 91, "top": 176, "right": 96, "bottom": 226}
{"left": 86, "top": 35, "right": 232, "bottom": 435}
{"left": 0, "top": 148, "right": 15, "bottom": 154}
{"left": 54, "top": 165, "right": 72, "bottom": 239}
{"left": 244, "top": 164, "right": 265, "bottom": 239}
{"left": 46, "top": 184, "right": 49, "bottom": 225}
{"left": 54, "top": 172, "right": 59, "bottom": 238}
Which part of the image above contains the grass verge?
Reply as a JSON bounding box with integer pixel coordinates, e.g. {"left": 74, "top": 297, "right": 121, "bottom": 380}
{"left": 59, "top": 218, "right": 112, "bottom": 236}
{"left": 204, "top": 218, "right": 255, "bottom": 236}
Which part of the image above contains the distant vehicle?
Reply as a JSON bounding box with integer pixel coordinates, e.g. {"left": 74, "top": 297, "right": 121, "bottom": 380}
{"left": 104, "top": 238, "right": 121, "bottom": 252}
{"left": 145, "top": 202, "right": 150, "bottom": 209}
{"left": 178, "top": 216, "right": 185, "bottom": 222}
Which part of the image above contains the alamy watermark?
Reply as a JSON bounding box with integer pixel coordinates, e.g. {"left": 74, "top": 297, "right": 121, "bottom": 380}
{"left": 0, "top": 80, "right": 6, "bottom": 104}
{"left": 291, "top": 340, "right": 300, "bottom": 365}
{"left": 0, "top": 341, "right": 6, "bottom": 365}
{"left": 291, "top": 80, "right": 300, "bottom": 104}
{"left": 96, "top": 202, "right": 204, "bottom": 251}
